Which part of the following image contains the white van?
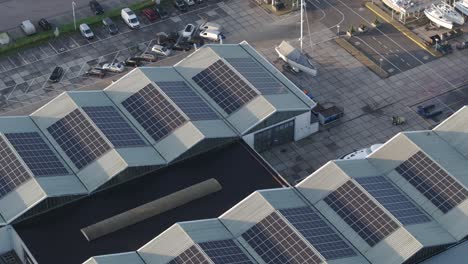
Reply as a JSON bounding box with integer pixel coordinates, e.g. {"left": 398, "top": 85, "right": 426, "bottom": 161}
{"left": 199, "top": 29, "right": 223, "bottom": 42}
{"left": 199, "top": 22, "right": 222, "bottom": 32}
{"left": 121, "top": 8, "right": 140, "bottom": 29}
{"left": 20, "top": 20, "right": 37, "bottom": 36}
{"left": 184, "top": 0, "right": 195, "bottom": 5}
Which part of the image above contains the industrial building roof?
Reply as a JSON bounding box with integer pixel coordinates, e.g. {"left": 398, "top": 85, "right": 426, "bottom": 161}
{"left": 174, "top": 41, "right": 315, "bottom": 134}
{"left": 0, "top": 41, "right": 312, "bottom": 226}
{"left": 14, "top": 142, "right": 283, "bottom": 264}
{"left": 86, "top": 106, "right": 468, "bottom": 264}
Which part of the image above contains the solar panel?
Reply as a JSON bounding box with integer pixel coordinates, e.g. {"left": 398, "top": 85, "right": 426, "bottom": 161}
{"left": 226, "top": 57, "right": 287, "bottom": 94}
{"left": 395, "top": 151, "right": 468, "bottom": 213}
{"left": 122, "top": 84, "right": 187, "bottom": 142}
{"left": 47, "top": 109, "right": 111, "bottom": 170}
{"left": 324, "top": 181, "right": 399, "bottom": 247}
{"left": 168, "top": 245, "right": 210, "bottom": 264}
{"left": 242, "top": 212, "right": 323, "bottom": 264}
{"left": 155, "top": 81, "right": 219, "bottom": 121}
{"left": 5, "top": 132, "right": 69, "bottom": 177}
{"left": 198, "top": 239, "right": 253, "bottom": 264}
{"left": 280, "top": 207, "right": 356, "bottom": 260}
{"left": 356, "top": 176, "right": 430, "bottom": 225}
{"left": 0, "top": 137, "right": 32, "bottom": 199}
{"left": 192, "top": 60, "right": 258, "bottom": 115}
{"left": 82, "top": 106, "right": 146, "bottom": 148}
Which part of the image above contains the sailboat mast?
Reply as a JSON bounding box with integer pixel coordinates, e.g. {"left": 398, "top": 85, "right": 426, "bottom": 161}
{"left": 300, "top": 0, "right": 303, "bottom": 52}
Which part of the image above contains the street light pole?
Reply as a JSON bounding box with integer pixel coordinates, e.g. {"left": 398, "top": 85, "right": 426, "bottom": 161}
{"left": 337, "top": 24, "right": 340, "bottom": 36}
{"left": 379, "top": 58, "right": 383, "bottom": 72}
{"left": 72, "top": 1, "right": 77, "bottom": 31}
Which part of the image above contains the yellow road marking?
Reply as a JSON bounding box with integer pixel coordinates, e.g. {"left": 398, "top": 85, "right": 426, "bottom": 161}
{"left": 365, "top": 2, "right": 440, "bottom": 57}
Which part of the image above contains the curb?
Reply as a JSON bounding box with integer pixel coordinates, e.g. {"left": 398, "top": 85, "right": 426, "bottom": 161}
{"left": 365, "top": 2, "right": 441, "bottom": 57}
{"left": 334, "top": 37, "right": 390, "bottom": 79}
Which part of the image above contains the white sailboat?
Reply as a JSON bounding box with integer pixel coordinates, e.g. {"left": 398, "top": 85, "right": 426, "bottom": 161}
{"left": 454, "top": 0, "right": 468, "bottom": 16}
{"left": 425, "top": 4, "right": 454, "bottom": 29}
{"left": 275, "top": 0, "right": 318, "bottom": 76}
{"left": 438, "top": 2, "right": 465, "bottom": 25}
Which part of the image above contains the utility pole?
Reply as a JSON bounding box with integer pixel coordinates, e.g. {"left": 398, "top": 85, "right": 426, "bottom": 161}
{"left": 300, "top": 0, "right": 303, "bottom": 52}
{"left": 72, "top": 1, "right": 77, "bottom": 31}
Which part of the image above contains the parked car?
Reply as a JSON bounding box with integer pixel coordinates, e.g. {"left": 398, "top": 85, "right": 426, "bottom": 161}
{"left": 124, "top": 57, "right": 143, "bottom": 67}
{"left": 199, "top": 29, "right": 223, "bottom": 41}
{"left": 199, "top": 22, "right": 222, "bottom": 32}
{"left": 154, "top": 6, "right": 169, "bottom": 19}
{"left": 136, "top": 53, "right": 158, "bottom": 62}
{"left": 102, "top": 17, "right": 118, "bottom": 35}
{"left": 167, "top": 31, "right": 179, "bottom": 43}
{"left": 79, "top": 23, "right": 94, "bottom": 39}
{"left": 142, "top": 8, "right": 158, "bottom": 22}
{"left": 20, "top": 20, "right": 37, "bottom": 36}
{"left": 151, "top": 44, "right": 171, "bottom": 56}
{"left": 38, "top": 18, "right": 52, "bottom": 30}
{"left": 121, "top": 8, "right": 140, "bottom": 29}
{"left": 102, "top": 62, "right": 125, "bottom": 73}
{"left": 188, "top": 35, "right": 205, "bottom": 47}
{"left": 174, "top": 0, "right": 188, "bottom": 12}
{"left": 182, "top": 24, "right": 196, "bottom": 37}
{"left": 85, "top": 67, "right": 106, "bottom": 78}
{"left": 184, "top": 0, "right": 195, "bottom": 6}
{"left": 89, "top": 0, "right": 104, "bottom": 15}
{"left": 172, "top": 41, "right": 192, "bottom": 51}
{"left": 49, "top": 67, "right": 64, "bottom": 82}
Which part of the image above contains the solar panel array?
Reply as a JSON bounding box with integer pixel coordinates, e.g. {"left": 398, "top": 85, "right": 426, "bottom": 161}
{"left": 122, "top": 84, "right": 187, "bottom": 142}
{"left": 47, "top": 109, "right": 111, "bottom": 170}
{"left": 192, "top": 60, "right": 258, "bottom": 115}
{"left": 0, "top": 137, "right": 32, "bottom": 198}
{"left": 168, "top": 245, "right": 210, "bottom": 264}
{"left": 242, "top": 212, "right": 323, "bottom": 264}
{"left": 198, "top": 239, "right": 253, "bottom": 264}
{"left": 324, "top": 181, "right": 399, "bottom": 247}
{"left": 82, "top": 106, "right": 146, "bottom": 148}
{"left": 155, "top": 81, "right": 219, "bottom": 121}
{"left": 356, "top": 176, "right": 430, "bottom": 225}
{"left": 226, "top": 57, "right": 287, "bottom": 94}
{"left": 280, "top": 207, "right": 356, "bottom": 260}
{"left": 5, "top": 132, "right": 69, "bottom": 177}
{"left": 395, "top": 151, "right": 468, "bottom": 213}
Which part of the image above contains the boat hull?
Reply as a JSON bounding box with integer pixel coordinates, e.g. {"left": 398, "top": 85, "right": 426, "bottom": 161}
{"left": 425, "top": 9, "right": 453, "bottom": 29}
{"left": 455, "top": 1, "right": 468, "bottom": 16}
{"left": 275, "top": 41, "right": 318, "bottom": 76}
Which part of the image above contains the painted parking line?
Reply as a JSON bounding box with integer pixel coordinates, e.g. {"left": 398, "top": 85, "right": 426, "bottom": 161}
{"left": 48, "top": 43, "right": 59, "bottom": 54}
{"left": 70, "top": 37, "right": 80, "bottom": 48}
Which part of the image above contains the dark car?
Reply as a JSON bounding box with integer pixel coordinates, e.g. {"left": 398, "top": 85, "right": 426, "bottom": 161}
{"left": 167, "top": 31, "right": 179, "bottom": 43}
{"left": 102, "top": 17, "right": 118, "bottom": 35}
{"left": 174, "top": 0, "right": 188, "bottom": 12}
{"left": 124, "top": 57, "right": 143, "bottom": 67}
{"left": 135, "top": 53, "right": 158, "bottom": 62}
{"left": 85, "top": 67, "right": 106, "bottom": 78}
{"left": 172, "top": 41, "right": 192, "bottom": 51}
{"left": 142, "top": 8, "right": 158, "bottom": 22}
{"left": 188, "top": 35, "right": 205, "bottom": 47}
{"left": 38, "top": 18, "right": 52, "bottom": 30}
{"left": 49, "top": 67, "right": 64, "bottom": 82}
{"left": 89, "top": 0, "right": 104, "bottom": 15}
{"left": 154, "top": 6, "right": 169, "bottom": 19}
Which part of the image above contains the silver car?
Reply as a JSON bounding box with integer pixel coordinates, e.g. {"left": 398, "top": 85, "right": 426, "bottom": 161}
{"left": 102, "top": 62, "right": 125, "bottom": 73}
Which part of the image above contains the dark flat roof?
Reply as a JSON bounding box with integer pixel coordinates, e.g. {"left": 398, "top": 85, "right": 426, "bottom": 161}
{"left": 14, "top": 141, "right": 283, "bottom": 264}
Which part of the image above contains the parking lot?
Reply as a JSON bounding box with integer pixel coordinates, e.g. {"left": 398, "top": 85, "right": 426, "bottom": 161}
{"left": 0, "top": 0, "right": 279, "bottom": 114}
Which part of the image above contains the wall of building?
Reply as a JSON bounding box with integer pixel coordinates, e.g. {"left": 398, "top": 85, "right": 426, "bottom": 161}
{"left": 294, "top": 111, "right": 319, "bottom": 141}
{"left": 9, "top": 227, "right": 37, "bottom": 264}
{"left": 242, "top": 111, "right": 318, "bottom": 150}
